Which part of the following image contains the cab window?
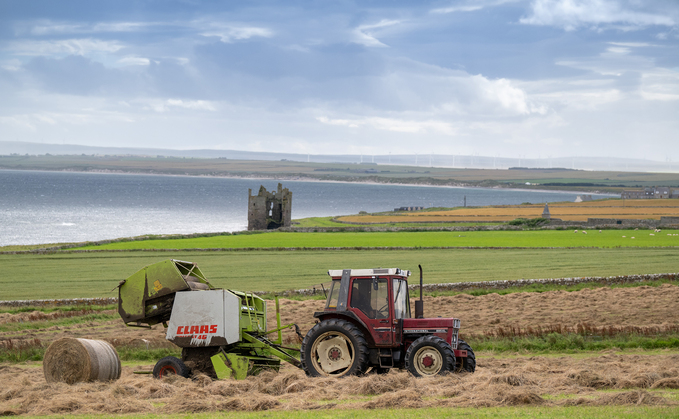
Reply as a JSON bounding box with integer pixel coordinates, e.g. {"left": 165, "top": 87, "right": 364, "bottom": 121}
{"left": 350, "top": 278, "right": 389, "bottom": 319}
{"left": 393, "top": 278, "right": 410, "bottom": 319}
{"left": 325, "top": 280, "right": 340, "bottom": 309}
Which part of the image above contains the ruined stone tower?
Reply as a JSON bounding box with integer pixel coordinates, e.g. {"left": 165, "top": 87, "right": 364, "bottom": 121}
{"left": 542, "top": 203, "right": 551, "bottom": 219}
{"left": 247, "top": 183, "right": 292, "bottom": 230}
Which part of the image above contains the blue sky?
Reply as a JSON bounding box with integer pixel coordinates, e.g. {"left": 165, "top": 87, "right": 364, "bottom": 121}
{"left": 1, "top": 0, "right": 678, "bottom": 159}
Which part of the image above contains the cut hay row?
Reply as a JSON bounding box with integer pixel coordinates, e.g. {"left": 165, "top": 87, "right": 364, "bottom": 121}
{"left": 1, "top": 352, "right": 677, "bottom": 415}
{"left": 0, "top": 308, "right": 102, "bottom": 324}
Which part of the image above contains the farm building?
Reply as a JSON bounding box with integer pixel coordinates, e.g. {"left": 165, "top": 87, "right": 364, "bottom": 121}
{"left": 621, "top": 186, "right": 678, "bottom": 199}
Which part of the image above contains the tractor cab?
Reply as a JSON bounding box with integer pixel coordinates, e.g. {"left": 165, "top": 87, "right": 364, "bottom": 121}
{"left": 323, "top": 269, "right": 410, "bottom": 347}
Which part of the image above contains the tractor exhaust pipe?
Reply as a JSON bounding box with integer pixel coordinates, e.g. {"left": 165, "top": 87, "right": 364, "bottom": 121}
{"left": 415, "top": 265, "right": 424, "bottom": 319}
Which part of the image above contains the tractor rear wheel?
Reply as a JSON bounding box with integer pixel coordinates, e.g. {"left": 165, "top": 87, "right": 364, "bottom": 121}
{"left": 301, "top": 319, "right": 368, "bottom": 377}
{"left": 153, "top": 356, "right": 190, "bottom": 379}
{"left": 405, "top": 336, "right": 455, "bottom": 377}
{"left": 455, "top": 339, "right": 476, "bottom": 373}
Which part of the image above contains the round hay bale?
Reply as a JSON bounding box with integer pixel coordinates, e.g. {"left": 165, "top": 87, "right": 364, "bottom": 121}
{"left": 43, "top": 338, "right": 121, "bottom": 384}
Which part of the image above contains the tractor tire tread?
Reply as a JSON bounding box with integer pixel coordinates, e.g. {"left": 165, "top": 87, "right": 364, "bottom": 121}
{"left": 455, "top": 339, "right": 476, "bottom": 373}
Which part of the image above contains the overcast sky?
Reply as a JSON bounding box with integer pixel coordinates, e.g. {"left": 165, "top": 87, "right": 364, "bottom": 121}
{"left": 1, "top": 0, "right": 678, "bottom": 159}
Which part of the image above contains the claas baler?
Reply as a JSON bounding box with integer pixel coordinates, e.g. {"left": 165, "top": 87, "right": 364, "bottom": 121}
{"left": 117, "top": 259, "right": 301, "bottom": 379}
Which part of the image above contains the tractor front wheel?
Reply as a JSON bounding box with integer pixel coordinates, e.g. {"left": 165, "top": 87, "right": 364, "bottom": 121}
{"left": 153, "top": 356, "right": 190, "bottom": 379}
{"left": 405, "top": 336, "right": 455, "bottom": 377}
{"left": 301, "top": 319, "right": 368, "bottom": 377}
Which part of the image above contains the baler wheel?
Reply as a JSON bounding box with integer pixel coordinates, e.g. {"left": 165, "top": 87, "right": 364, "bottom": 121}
{"left": 405, "top": 335, "right": 455, "bottom": 377}
{"left": 455, "top": 339, "right": 476, "bottom": 373}
{"left": 153, "top": 356, "right": 190, "bottom": 379}
{"left": 301, "top": 319, "right": 368, "bottom": 377}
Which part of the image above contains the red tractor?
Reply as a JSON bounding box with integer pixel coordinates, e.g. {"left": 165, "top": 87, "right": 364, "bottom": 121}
{"left": 301, "top": 266, "right": 475, "bottom": 377}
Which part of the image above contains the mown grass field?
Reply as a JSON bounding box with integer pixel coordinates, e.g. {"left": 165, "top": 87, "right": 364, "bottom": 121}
{"left": 3, "top": 247, "right": 679, "bottom": 300}
{"left": 74, "top": 229, "right": 679, "bottom": 251}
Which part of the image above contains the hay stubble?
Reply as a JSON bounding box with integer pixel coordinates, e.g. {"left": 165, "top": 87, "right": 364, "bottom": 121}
{"left": 2, "top": 352, "right": 678, "bottom": 415}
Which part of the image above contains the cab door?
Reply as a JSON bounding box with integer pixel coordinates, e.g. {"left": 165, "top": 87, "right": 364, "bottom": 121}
{"left": 349, "top": 277, "right": 393, "bottom": 346}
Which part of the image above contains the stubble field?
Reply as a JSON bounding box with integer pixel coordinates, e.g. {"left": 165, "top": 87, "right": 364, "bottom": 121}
{"left": 2, "top": 284, "right": 679, "bottom": 416}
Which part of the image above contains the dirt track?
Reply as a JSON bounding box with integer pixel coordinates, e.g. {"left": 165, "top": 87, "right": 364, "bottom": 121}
{"left": 1, "top": 352, "right": 678, "bottom": 415}
{"left": 2, "top": 284, "right": 679, "bottom": 347}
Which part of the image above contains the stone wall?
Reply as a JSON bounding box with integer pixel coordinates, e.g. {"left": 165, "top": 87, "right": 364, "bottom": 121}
{"left": 263, "top": 272, "right": 679, "bottom": 297}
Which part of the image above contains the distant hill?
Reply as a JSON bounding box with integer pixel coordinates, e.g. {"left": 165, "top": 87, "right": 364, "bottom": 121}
{"left": 1, "top": 140, "right": 675, "bottom": 173}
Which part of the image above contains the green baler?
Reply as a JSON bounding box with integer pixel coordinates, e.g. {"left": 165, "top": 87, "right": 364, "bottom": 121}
{"left": 118, "top": 259, "right": 301, "bottom": 379}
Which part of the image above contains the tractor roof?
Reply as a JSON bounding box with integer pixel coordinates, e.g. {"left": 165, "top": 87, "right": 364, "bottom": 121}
{"left": 327, "top": 268, "right": 411, "bottom": 278}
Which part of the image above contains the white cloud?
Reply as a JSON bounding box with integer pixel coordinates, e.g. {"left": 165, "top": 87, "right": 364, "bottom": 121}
{"left": 143, "top": 99, "right": 218, "bottom": 113}
{"left": 531, "top": 87, "right": 624, "bottom": 110}
{"left": 117, "top": 56, "right": 150, "bottom": 66}
{"left": 166, "top": 99, "right": 217, "bottom": 111}
{"left": 640, "top": 70, "right": 679, "bottom": 101}
{"left": 556, "top": 44, "right": 656, "bottom": 76}
{"left": 6, "top": 38, "right": 124, "bottom": 56}
{"left": 0, "top": 59, "right": 22, "bottom": 71}
{"left": 0, "top": 115, "right": 38, "bottom": 131}
{"left": 431, "top": 5, "right": 484, "bottom": 14}
{"left": 475, "top": 76, "right": 549, "bottom": 115}
{"left": 353, "top": 19, "right": 400, "bottom": 48}
{"left": 317, "top": 115, "right": 456, "bottom": 135}
{"left": 520, "top": 0, "right": 675, "bottom": 31}
{"left": 30, "top": 21, "right": 150, "bottom": 35}
{"left": 606, "top": 46, "right": 630, "bottom": 54}
{"left": 316, "top": 116, "right": 359, "bottom": 128}
{"left": 201, "top": 26, "right": 273, "bottom": 43}
{"left": 609, "top": 42, "right": 657, "bottom": 47}
{"left": 431, "top": 0, "right": 519, "bottom": 14}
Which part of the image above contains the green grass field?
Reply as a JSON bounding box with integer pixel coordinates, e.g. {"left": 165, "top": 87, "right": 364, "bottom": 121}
{"left": 3, "top": 247, "right": 679, "bottom": 300}
{"left": 74, "top": 229, "right": 679, "bottom": 251}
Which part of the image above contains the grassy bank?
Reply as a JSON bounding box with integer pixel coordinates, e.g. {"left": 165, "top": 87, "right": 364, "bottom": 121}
{"left": 468, "top": 333, "right": 679, "bottom": 354}
{"left": 73, "top": 229, "right": 679, "bottom": 250}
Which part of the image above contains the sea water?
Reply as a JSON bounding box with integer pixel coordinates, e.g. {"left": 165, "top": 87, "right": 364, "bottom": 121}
{"left": 0, "top": 170, "right": 611, "bottom": 246}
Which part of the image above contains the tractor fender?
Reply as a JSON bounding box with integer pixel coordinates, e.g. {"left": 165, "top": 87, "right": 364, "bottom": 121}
{"left": 312, "top": 311, "right": 375, "bottom": 346}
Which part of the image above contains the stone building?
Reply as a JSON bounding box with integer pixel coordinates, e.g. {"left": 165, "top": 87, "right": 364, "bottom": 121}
{"left": 247, "top": 183, "right": 292, "bottom": 230}
{"left": 621, "top": 186, "right": 673, "bottom": 199}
